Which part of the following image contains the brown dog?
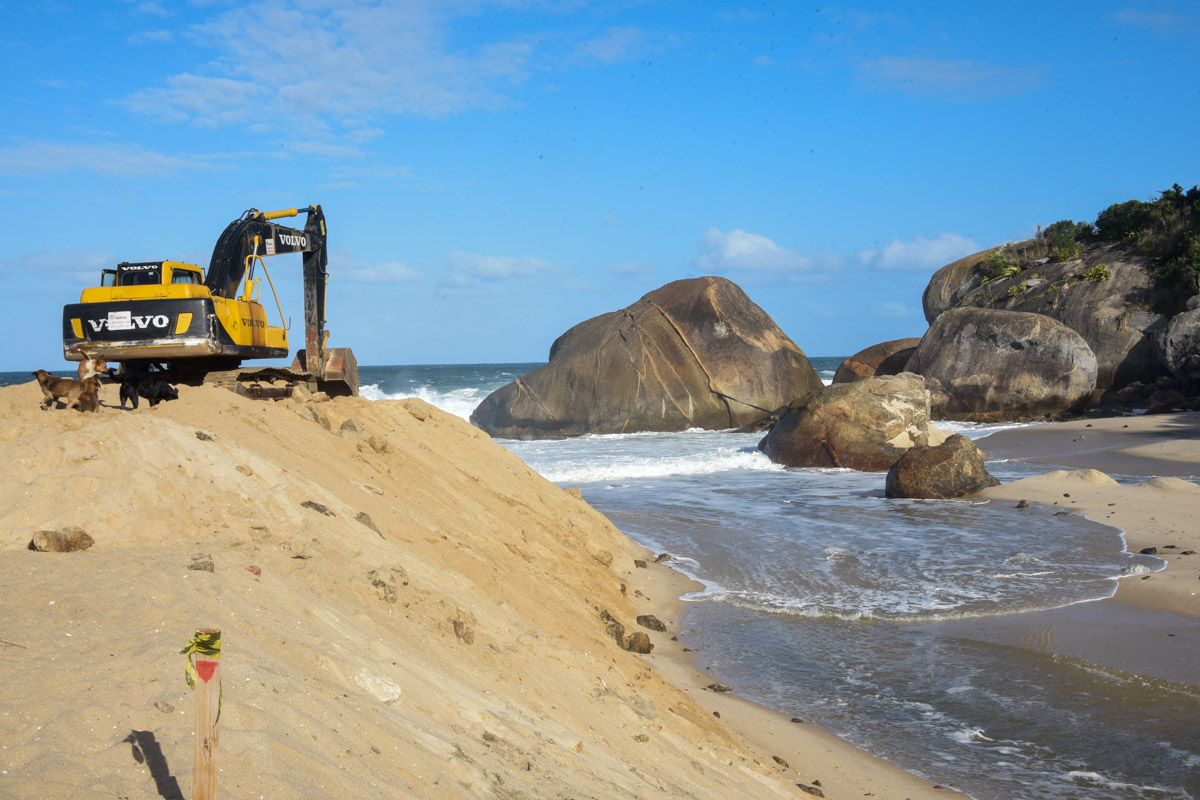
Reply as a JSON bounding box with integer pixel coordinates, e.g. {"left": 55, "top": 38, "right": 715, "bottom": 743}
{"left": 68, "top": 376, "right": 101, "bottom": 412}
{"left": 33, "top": 370, "right": 83, "bottom": 409}
{"left": 78, "top": 357, "right": 108, "bottom": 381}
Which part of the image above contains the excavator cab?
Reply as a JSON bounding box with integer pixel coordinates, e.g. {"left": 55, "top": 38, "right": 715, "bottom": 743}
{"left": 116, "top": 263, "right": 163, "bottom": 286}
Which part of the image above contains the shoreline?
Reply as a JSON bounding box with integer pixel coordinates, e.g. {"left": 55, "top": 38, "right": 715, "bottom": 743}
{"left": 624, "top": 553, "right": 969, "bottom": 799}
{"left": 977, "top": 411, "right": 1200, "bottom": 623}
{"left": 624, "top": 411, "right": 1200, "bottom": 799}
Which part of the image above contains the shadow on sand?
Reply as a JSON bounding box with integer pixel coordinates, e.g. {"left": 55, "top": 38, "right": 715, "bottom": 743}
{"left": 124, "top": 730, "right": 184, "bottom": 800}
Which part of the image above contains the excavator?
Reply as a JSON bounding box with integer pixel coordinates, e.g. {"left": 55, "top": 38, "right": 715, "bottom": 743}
{"left": 62, "top": 205, "right": 357, "bottom": 397}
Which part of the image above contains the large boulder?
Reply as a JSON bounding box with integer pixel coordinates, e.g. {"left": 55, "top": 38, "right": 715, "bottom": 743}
{"left": 832, "top": 338, "right": 922, "bottom": 384}
{"left": 885, "top": 434, "right": 1000, "bottom": 499}
{"left": 923, "top": 240, "right": 1178, "bottom": 391}
{"left": 1155, "top": 297, "right": 1200, "bottom": 377}
{"left": 906, "top": 307, "right": 1098, "bottom": 422}
{"left": 471, "top": 277, "right": 824, "bottom": 439}
{"left": 922, "top": 250, "right": 993, "bottom": 322}
{"left": 757, "top": 373, "right": 933, "bottom": 471}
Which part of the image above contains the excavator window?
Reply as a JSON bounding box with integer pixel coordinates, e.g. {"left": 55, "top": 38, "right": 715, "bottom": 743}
{"left": 116, "top": 265, "right": 162, "bottom": 286}
{"left": 172, "top": 271, "right": 200, "bottom": 285}
{"left": 123, "top": 271, "right": 160, "bottom": 286}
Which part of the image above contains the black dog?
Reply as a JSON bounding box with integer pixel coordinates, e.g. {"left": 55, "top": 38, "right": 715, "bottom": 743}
{"left": 106, "top": 369, "right": 179, "bottom": 410}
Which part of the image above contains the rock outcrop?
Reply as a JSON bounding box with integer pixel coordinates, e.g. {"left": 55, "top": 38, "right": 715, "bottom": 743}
{"left": 906, "top": 307, "right": 1098, "bottom": 422}
{"left": 1155, "top": 297, "right": 1200, "bottom": 378}
{"left": 471, "top": 277, "right": 824, "bottom": 439}
{"left": 922, "top": 240, "right": 1180, "bottom": 391}
{"left": 757, "top": 373, "right": 933, "bottom": 471}
{"left": 885, "top": 434, "right": 1000, "bottom": 499}
{"left": 922, "top": 249, "right": 992, "bottom": 323}
{"left": 832, "top": 338, "right": 922, "bottom": 384}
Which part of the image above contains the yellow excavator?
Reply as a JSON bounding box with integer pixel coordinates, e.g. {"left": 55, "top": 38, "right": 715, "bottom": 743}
{"left": 62, "top": 205, "right": 357, "bottom": 397}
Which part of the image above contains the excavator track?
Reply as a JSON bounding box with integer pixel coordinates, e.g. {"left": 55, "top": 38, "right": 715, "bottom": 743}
{"left": 202, "top": 347, "right": 358, "bottom": 399}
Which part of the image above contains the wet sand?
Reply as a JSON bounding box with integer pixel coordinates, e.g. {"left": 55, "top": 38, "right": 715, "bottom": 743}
{"left": 955, "top": 412, "right": 1200, "bottom": 696}
{"left": 977, "top": 412, "right": 1200, "bottom": 623}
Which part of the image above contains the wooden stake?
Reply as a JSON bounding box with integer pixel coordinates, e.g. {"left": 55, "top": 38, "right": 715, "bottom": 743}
{"left": 192, "top": 628, "right": 221, "bottom": 800}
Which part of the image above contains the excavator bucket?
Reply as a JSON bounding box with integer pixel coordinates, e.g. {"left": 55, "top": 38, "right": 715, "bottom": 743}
{"left": 292, "top": 347, "right": 358, "bottom": 397}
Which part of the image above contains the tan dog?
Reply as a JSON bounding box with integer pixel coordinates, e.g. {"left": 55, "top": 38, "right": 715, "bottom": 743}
{"left": 33, "top": 370, "right": 84, "bottom": 409}
{"left": 68, "top": 376, "right": 101, "bottom": 413}
{"left": 78, "top": 357, "right": 108, "bottom": 381}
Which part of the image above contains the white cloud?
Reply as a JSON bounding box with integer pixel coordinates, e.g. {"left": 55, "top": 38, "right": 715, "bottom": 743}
{"left": 124, "top": 74, "right": 272, "bottom": 126}
{"left": 19, "top": 250, "right": 112, "bottom": 272}
{"left": 433, "top": 249, "right": 563, "bottom": 295}
{"left": 122, "top": 0, "right": 536, "bottom": 136}
{"left": 609, "top": 261, "right": 656, "bottom": 276}
{"left": 136, "top": 1, "right": 169, "bottom": 17}
{"left": 857, "top": 233, "right": 978, "bottom": 272}
{"left": 869, "top": 301, "right": 911, "bottom": 318}
{"left": 696, "top": 228, "right": 842, "bottom": 279}
{"left": 331, "top": 247, "right": 422, "bottom": 284}
{"left": 1112, "top": 8, "right": 1197, "bottom": 33}
{"left": 128, "top": 29, "right": 174, "bottom": 44}
{"left": 0, "top": 140, "right": 226, "bottom": 177}
{"left": 285, "top": 139, "right": 367, "bottom": 159}
{"left": 316, "top": 162, "right": 410, "bottom": 189}
{"left": 343, "top": 261, "right": 423, "bottom": 284}
{"left": 118, "top": 1, "right": 674, "bottom": 147}
{"left": 574, "top": 26, "right": 650, "bottom": 64}
{"left": 442, "top": 251, "right": 557, "bottom": 280}
{"left": 858, "top": 57, "right": 1040, "bottom": 100}
{"left": 11, "top": 250, "right": 113, "bottom": 287}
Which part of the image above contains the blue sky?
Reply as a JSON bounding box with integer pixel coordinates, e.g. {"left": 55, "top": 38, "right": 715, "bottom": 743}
{"left": 2, "top": 1, "right": 1197, "bottom": 370}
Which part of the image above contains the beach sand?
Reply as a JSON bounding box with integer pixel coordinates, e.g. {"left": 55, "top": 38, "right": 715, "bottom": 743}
{"left": 978, "top": 412, "right": 1200, "bottom": 623}
{"left": 0, "top": 380, "right": 960, "bottom": 800}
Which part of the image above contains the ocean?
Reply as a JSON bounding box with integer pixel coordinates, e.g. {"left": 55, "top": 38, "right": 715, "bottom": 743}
{"left": 6, "top": 360, "right": 1198, "bottom": 798}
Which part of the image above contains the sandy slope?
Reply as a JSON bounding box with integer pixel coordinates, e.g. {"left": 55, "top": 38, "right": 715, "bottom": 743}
{"left": 0, "top": 381, "right": 952, "bottom": 800}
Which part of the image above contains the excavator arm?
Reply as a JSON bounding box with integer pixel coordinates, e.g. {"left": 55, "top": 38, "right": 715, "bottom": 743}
{"left": 205, "top": 206, "right": 330, "bottom": 380}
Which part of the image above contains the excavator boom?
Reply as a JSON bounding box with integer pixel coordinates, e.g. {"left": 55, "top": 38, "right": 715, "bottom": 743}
{"left": 204, "top": 206, "right": 331, "bottom": 381}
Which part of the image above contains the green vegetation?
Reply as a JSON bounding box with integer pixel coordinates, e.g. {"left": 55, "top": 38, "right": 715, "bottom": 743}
{"left": 979, "top": 250, "right": 1021, "bottom": 283}
{"left": 973, "top": 183, "right": 1200, "bottom": 292}
{"left": 1042, "top": 219, "right": 1092, "bottom": 262}
{"left": 1095, "top": 183, "right": 1200, "bottom": 289}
